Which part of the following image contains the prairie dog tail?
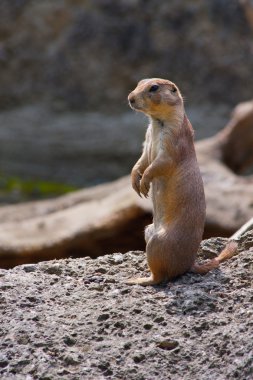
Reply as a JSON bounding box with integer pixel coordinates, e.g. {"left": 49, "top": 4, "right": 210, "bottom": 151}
{"left": 191, "top": 240, "right": 238, "bottom": 275}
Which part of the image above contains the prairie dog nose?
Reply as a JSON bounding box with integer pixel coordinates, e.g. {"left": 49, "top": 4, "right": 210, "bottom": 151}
{"left": 128, "top": 94, "right": 135, "bottom": 105}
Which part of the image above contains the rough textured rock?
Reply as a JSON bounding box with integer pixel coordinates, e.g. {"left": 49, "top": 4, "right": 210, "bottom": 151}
{"left": 0, "top": 100, "right": 252, "bottom": 268}
{"left": 0, "top": 0, "right": 252, "bottom": 111}
{"left": 0, "top": 233, "right": 252, "bottom": 379}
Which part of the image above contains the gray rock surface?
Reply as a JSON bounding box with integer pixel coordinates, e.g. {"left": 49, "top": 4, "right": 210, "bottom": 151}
{"left": 0, "top": 234, "right": 252, "bottom": 379}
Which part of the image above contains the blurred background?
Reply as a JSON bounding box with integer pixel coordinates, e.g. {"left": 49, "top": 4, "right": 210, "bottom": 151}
{"left": 0, "top": 0, "right": 253, "bottom": 204}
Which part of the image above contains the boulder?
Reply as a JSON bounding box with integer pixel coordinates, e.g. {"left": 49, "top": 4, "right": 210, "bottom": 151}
{"left": 0, "top": 231, "right": 252, "bottom": 379}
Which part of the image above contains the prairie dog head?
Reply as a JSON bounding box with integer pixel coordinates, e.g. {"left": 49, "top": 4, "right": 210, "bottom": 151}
{"left": 128, "top": 78, "right": 183, "bottom": 120}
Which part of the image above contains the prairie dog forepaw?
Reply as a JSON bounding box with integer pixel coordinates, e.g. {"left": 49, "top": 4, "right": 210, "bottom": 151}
{"left": 140, "top": 173, "right": 151, "bottom": 198}
{"left": 131, "top": 169, "right": 142, "bottom": 197}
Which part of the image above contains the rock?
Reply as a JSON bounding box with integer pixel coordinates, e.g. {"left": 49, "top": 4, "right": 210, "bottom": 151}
{"left": 40, "top": 263, "right": 63, "bottom": 276}
{"left": 156, "top": 339, "right": 179, "bottom": 351}
{"left": 63, "top": 336, "right": 76, "bottom": 347}
{"left": 0, "top": 234, "right": 252, "bottom": 379}
{"left": 132, "top": 352, "right": 146, "bottom": 363}
{"left": 62, "top": 354, "right": 80, "bottom": 366}
{"left": 0, "top": 355, "right": 8, "bottom": 369}
{"left": 143, "top": 323, "right": 153, "bottom": 330}
{"left": 97, "top": 313, "right": 110, "bottom": 322}
{"left": 21, "top": 264, "right": 36, "bottom": 272}
{"left": 110, "top": 253, "right": 124, "bottom": 265}
{"left": 153, "top": 316, "right": 165, "bottom": 324}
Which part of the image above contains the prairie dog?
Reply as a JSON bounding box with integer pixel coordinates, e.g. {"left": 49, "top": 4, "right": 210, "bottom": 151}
{"left": 127, "top": 78, "right": 237, "bottom": 285}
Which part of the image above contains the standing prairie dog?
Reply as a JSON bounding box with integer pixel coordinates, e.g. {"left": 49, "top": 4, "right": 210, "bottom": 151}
{"left": 127, "top": 78, "right": 237, "bottom": 285}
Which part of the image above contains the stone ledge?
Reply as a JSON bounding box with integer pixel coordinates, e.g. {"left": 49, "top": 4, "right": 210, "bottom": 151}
{"left": 0, "top": 233, "right": 252, "bottom": 379}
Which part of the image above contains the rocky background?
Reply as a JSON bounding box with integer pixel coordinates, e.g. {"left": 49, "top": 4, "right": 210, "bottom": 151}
{"left": 0, "top": 0, "right": 253, "bottom": 191}
{"left": 0, "top": 0, "right": 253, "bottom": 111}
{"left": 0, "top": 232, "right": 252, "bottom": 379}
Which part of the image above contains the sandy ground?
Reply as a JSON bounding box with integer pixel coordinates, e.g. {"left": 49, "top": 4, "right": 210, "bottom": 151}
{"left": 0, "top": 235, "right": 252, "bottom": 380}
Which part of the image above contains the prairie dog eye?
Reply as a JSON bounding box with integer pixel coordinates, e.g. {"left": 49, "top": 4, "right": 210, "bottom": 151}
{"left": 149, "top": 84, "right": 159, "bottom": 92}
{"left": 171, "top": 86, "right": 177, "bottom": 93}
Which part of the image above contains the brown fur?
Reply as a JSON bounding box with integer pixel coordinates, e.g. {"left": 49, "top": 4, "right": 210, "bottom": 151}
{"left": 127, "top": 78, "right": 238, "bottom": 285}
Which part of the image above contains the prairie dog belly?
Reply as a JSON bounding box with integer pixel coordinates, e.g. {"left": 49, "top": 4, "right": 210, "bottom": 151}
{"left": 149, "top": 123, "right": 161, "bottom": 163}
{"left": 152, "top": 163, "right": 205, "bottom": 229}
{"left": 152, "top": 177, "right": 178, "bottom": 227}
